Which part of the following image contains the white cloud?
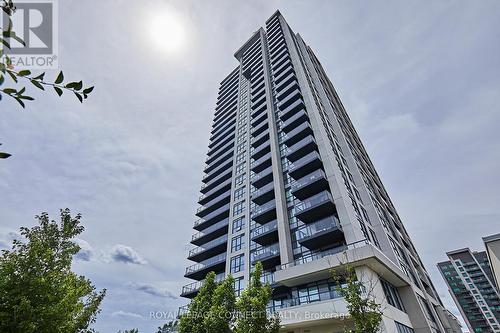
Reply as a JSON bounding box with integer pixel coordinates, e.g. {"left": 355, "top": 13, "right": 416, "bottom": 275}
{"left": 111, "top": 310, "right": 144, "bottom": 320}
{"left": 110, "top": 244, "right": 147, "bottom": 265}
{"left": 74, "top": 238, "right": 94, "bottom": 261}
{"left": 128, "top": 282, "right": 177, "bottom": 299}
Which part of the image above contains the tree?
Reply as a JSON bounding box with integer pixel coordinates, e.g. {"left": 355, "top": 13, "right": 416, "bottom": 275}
{"left": 0, "top": 209, "right": 106, "bottom": 333}
{"left": 1, "top": 0, "right": 94, "bottom": 159}
{"left": 157, "top": 321, "right": 178, "bottom": 333}
{"left": 204, "top": 275, "right": 236, "bottom": 333}
{"left": 117, "top": 330, "right": 139, "bottom": 333}
{"left": 1, "top": 1, "right": 94, "bottom": 107}
{"left": 178, "top": 272, "right": 218, "bottom": 333}
{"left": 332, "top": 260, "right": 383, "bottom": 333}
{"left": 234, "top": 262, "right": 280, "bottom": 333}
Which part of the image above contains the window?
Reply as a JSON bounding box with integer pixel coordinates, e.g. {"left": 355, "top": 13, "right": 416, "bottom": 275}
{"left": 234, "top": 277, "right": 246, "bottom": 296}
{"left": 233, "top": 201, "right": 245, "bottom": 216}
{"left": 395, "top": 322, "right": 414, "bottom": 333}
{"left": 235, "top": 163, "right": 246, "bottom": 175}
{"left": 230, "top": 254, "right": 245, "bottom": 273}
{"left": 234, "top": 186, "right": 246, "bottom": 200}
{"left": 236, "top": 142, "right": 246, "bottom": 153}
{"left": 232, "top": 217, "right": 245, "bottom": 232}
{"left": 235, "top": 173, "right": 246, "bottom": 186}
{"left": 231, "top": 234, "right": 245, "bottom": 252}
{"left": 381, "top": 279, "right": 405, "bottom": 312}
{"left": 236, "top": 152, "right": 246, "bottom": 163}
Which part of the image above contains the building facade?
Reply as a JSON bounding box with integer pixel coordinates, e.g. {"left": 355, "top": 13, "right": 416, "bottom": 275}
{"left": 484, "top": 234, "right": 500, "bottom": 291}
{"left": 438, "top": 247, "right": 500, "bottom": 333}
{"left": 182, "top": 10, "right": 461, "bottom": 333}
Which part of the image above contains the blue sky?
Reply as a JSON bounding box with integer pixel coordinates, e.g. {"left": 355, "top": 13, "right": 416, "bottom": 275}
{"left": 1, "top": 0, "right": 500, "bottom": 332}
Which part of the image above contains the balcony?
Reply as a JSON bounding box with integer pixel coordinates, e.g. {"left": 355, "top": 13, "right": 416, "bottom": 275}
{"left": 194, "top": 203, "right": 230, "bottom": 231}
{"left": 295, "top": 191, "right": 335, "bottom": 223}
{"left": 251, "top": 130, "right": 269, "bottom": 148}
{"left": 276, "top": 79, "right": 299, "bottom": 102}
{"left": 296, "top": 216, "right": 344, "bottom": 250}
{"left": 203, "top": 150, "right": 233, "bottom": 174}
{"left": 283, "top": 122, "right": 313, "bottom": 147}
{"left": 251, "top": 243, "right": 280, "bottom": 269}
{"left": 184, "top": 253, "right": 226, "bottom": 280}
{"left": 251, "top": 112, "right": 268, "bottom": 129}
{"left": 195, "top": 189, "right": 231, "bottom": 218}
{"left": 252, "top": 141, "right": 271, "bottom": 160}
{"left": 251, "top": 102, "right": 267, "bottom": 119}
{"left": 200, "top": 169, "right": 232, "bottom": 193}
{"left": 279, "top": 96, "right": 305, "bottom": 122}
{"left": 202, "top": 159, "right": 233, "bottom": 185}
{"left": 251, "top": 182, "right": 275, "bottom": 205}
{"left": 288, "top": 151, "right": 322, "bottom": 180}
{"left": 205, "top": 139, "right": 235, "bottom": 165}
{"left": 281, "top": 109, "right": 308, "bottom": 134}
{"left": 291, "top": 169, "right": 329, "bottom": 200}
{"left": 191, "top": 218, "right": 229, "bottom": 246}
{"left": 251, "top": 220, "right": 278, "bottom": 246}
{"left": 286, "top": 135, "right": 317, "bottom": 163}
{"left": 188, "top": 235, "right": 228, "bottom": 262}
{"left": 181, "top": 273, "right": 225, "bottom": 298}
{"left": 198, "top": 178, "right": 231, "bottom": 204}
{"left": 252, "top": 199, "right": 277, "bottom": 224}
{"left": 251, "top": 151, "right": 272, "bottom": 173}
{"left": 251, "top": 165, "right": 273, "bottom": 188}
{"left": 251, "top": 120, "right": 269, "bottom": 137}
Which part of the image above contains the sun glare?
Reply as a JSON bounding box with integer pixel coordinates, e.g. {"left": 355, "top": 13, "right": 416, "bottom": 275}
{"left": 149, "top": 11, "right": 186, "bottom": 54}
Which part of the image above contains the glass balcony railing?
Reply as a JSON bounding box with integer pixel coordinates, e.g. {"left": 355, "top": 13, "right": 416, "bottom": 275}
{"left": 185, "top": 253, "right": 226, "bottom": 276}
{"left": 196, "top": 190, "right": 231, "bottom": 215}
{"left": 251, "top": 243, "right": 280, "bottom": 263}
{"left": 294, "top": 191, "right": 334, "bottom": 223}
{"left": 194, "top": 203, "right": 230, "bottom": 229}
{"left": 279, "top": 239, "right": 369, "bottom": 270}
{"left": 252, "top": 164, "right": 272, "bottom": 179}
{"left": 261, "top": 271, "right": 275, "bottom": 285}
{"left": 288, "top": 151, "right": 322, "bottom": 180}
{"left": 251, "top": 151, "right": 272, "bottom": 170}
{"left": 252, "top": 199, "right": 276, "bottom": 217}
{"left": 251, "top": 219, "right": 278, "bottom": 239}
{"left": 291, "top": 169, "right": 326, "bottom": 192}
{"left": 198, "top": 178, "right": 231, "bottom": 203}
{"left": 188, "top": 235, "right": 228, "bottom": 258}
{"left": 267, "top": 286, "right": 347, "bottom": 313}
{"left": 191, "top": 218, "right": 229, "bottom": 243}
{"left": 296, "top": 216, "right": 339, "bottom": 240}
{"left": 181, "top": 273, "right": 225, "bottom": 296}
{"left": 282, "top": 122, "right": 312, "bottom": 147}
{"left": 282, "top": 109, "right": 308, "bottom": 133}
{"left": 287, "top": 135, "right": 316, "bottom": 157}
{"left": 251, "top": 182, "right": 274, "bottom": 200}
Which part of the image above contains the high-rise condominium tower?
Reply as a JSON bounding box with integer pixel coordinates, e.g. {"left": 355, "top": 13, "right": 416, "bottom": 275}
{"left": 181, "top": 10, "right": 461, "bottom": 333}
{"left": 438, "top": 247, "right": 500, "bottom": 333}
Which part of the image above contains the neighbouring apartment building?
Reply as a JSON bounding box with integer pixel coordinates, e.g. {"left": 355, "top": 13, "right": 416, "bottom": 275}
{"left": 438, "top": 236, "right": 500, "bottom": 333}
{"left": 182, "top": 10, "right": 462, "bottom": 333}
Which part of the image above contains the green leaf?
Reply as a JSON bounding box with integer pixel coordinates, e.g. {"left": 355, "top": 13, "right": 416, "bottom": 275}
{"left": 74, "top": 92, "right": 83, "bottom": 103}
{"left": 83, "top": 86, "right": 94, "bottom": 94}
{"left": 14, "top": 97, "right": 25, "bottom": 108}
{"left": 0, "top": 152, "right": 12, "bottom": 159}
{"left": 66, "top": 81, "right": 83, "bottom": 90}
{"left": 19, "top": 95, "right": 34, "bottom": 100}
{"left": 33, "top": 72, "right": 45, "bottom": 80}
{"left": 0, "top": 75, "right": 4, "bottom": 86}
{"left": 54, "top": 86, "right": 63, "bottom": 96}
{"left": 18, "top": 70, "right": 31, "bottom": 77}
{"left": 30, "top": 80, "right": 45, "bottom": 90}
{"left": 2, "top": 88, "right": 16, "bottom": 94}
{"left": 0, "top": 38, "right": 11, "bottom": 50}
{"left": 17, "top": 87, "right": 25, "bottom": 95}
{"left": 6, "top": 70, "right": 17, "bottom": 83}
{"left": 55, "top": 71, "right": 64, "bottom": 84}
